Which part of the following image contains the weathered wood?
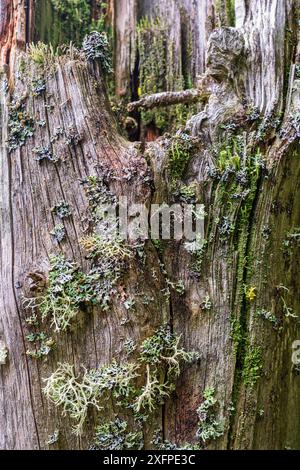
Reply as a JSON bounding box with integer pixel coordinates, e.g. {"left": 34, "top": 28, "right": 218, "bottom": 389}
{"left": 1, "top": 0, "right": 300, "bottom": 451}
{"left": 127, "top": 88, "right": 206, "bottom": 112}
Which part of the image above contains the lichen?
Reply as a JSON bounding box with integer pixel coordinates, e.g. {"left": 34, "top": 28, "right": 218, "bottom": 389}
{"left": 82, "top": 31, "right": 112, "bottom": 74}
{"left": 23, "top": 255, "right": 92, "bottom": 332}
{"left": 51, "top": 201, "right": 71, "bottom": 219}
{"left": 196, "top": 387, "right": 224, "bottom": 446}
{"left": 7, "top": 95, "right": 35, "bottom": 153}
{"left": 43, "top": 326, "right": 197, "bottom": 435}
{"left": 0, "top": 342, "right": 8, "bottom": 365}
{"left": 91, "top": 418, "right": 143, "bottom": 450}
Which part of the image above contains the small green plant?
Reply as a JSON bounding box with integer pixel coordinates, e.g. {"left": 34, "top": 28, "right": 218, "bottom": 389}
{"left": 244, "top": 285, "right": 257, "bottom": 302}
{"left": 91, "top": 418, "right": 143, "bottom": 450}
{"left": 197, "top": 387, "right": 224, "bottom": 446}
{"left": 242, "top": 346, "right": 262, "bottom": 388}
{"left": 51, "top": 0, "right": 110, "bottom": 46}
{"left": 27, "top": 42, "right": 57, "bottom": 67}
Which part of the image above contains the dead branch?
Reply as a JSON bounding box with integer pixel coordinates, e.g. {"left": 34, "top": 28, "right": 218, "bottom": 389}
{"left": 127, "top": 88, "right": 209, "bottom": 112}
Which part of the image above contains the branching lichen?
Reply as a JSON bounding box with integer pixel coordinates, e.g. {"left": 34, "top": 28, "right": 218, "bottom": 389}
{"left": 43, "top": 326, "right": 197, "bottom": 435}
{"left": 43, "top": 361, "right": 139, "bottom": 435}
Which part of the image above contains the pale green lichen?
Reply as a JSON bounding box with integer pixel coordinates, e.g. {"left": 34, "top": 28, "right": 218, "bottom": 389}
{"left": 43, "top": 326, "right": 197, "bottom": 435}
{"left": 43, "top": 361, "right": 139, "bottom": 435}
{"left": 197, "top": 387, "right": 224, "bottom": 445}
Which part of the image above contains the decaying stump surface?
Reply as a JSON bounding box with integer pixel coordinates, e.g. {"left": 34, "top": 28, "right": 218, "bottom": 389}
{"left": 0, "top": 0, "right": 300, "bottom": 450}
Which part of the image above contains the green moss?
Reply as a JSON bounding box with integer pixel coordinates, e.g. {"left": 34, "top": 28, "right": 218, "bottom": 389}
{"left": 242, "top": 346, "right": 262, "bottom": 388}
{"left": 226, "top": 0, "right": 236, "bottom": 26}
{"left": 230, "top": 317, "right": 243, "bottom": 354}
{"left": 137, "top": 17, "right": 196, "bottom": 133}
{"left": 168, "top": 131, "right": 200, "bottom": 187}
{"left": 215, "top": 0, "right": 235, "bottom": 27}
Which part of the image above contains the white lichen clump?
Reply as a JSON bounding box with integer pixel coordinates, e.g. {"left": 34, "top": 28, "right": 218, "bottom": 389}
{"left": 0, "top": 341, "right": 8, "bottom": 365}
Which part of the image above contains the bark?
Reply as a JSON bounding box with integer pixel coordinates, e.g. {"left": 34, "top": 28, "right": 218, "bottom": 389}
{"left": 1, "top": 0, "right": 300, "bottom": 451}
{"left": 127, "top": 88, "right": 207, "bottom": 112}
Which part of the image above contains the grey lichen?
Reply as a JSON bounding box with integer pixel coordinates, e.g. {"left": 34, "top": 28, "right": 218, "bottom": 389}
{"left": 43, "top": 326, "right": 198, "bottom": 435}
{"left": 0, "top": 341, "right": 8, "bottom": 365}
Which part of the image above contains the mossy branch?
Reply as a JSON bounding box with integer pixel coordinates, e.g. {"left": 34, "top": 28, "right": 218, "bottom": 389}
{"left": 127, "top": 89, "right": 209, "bottom": 113}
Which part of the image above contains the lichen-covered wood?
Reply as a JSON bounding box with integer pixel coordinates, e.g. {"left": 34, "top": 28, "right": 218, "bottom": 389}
{"left": 0, "top": 0, "right": 300, "bottom": 450}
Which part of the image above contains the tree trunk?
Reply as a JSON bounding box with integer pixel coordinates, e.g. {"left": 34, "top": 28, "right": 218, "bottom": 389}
{"left": 1, "top": 0, "right": 300, "bottom": 450}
